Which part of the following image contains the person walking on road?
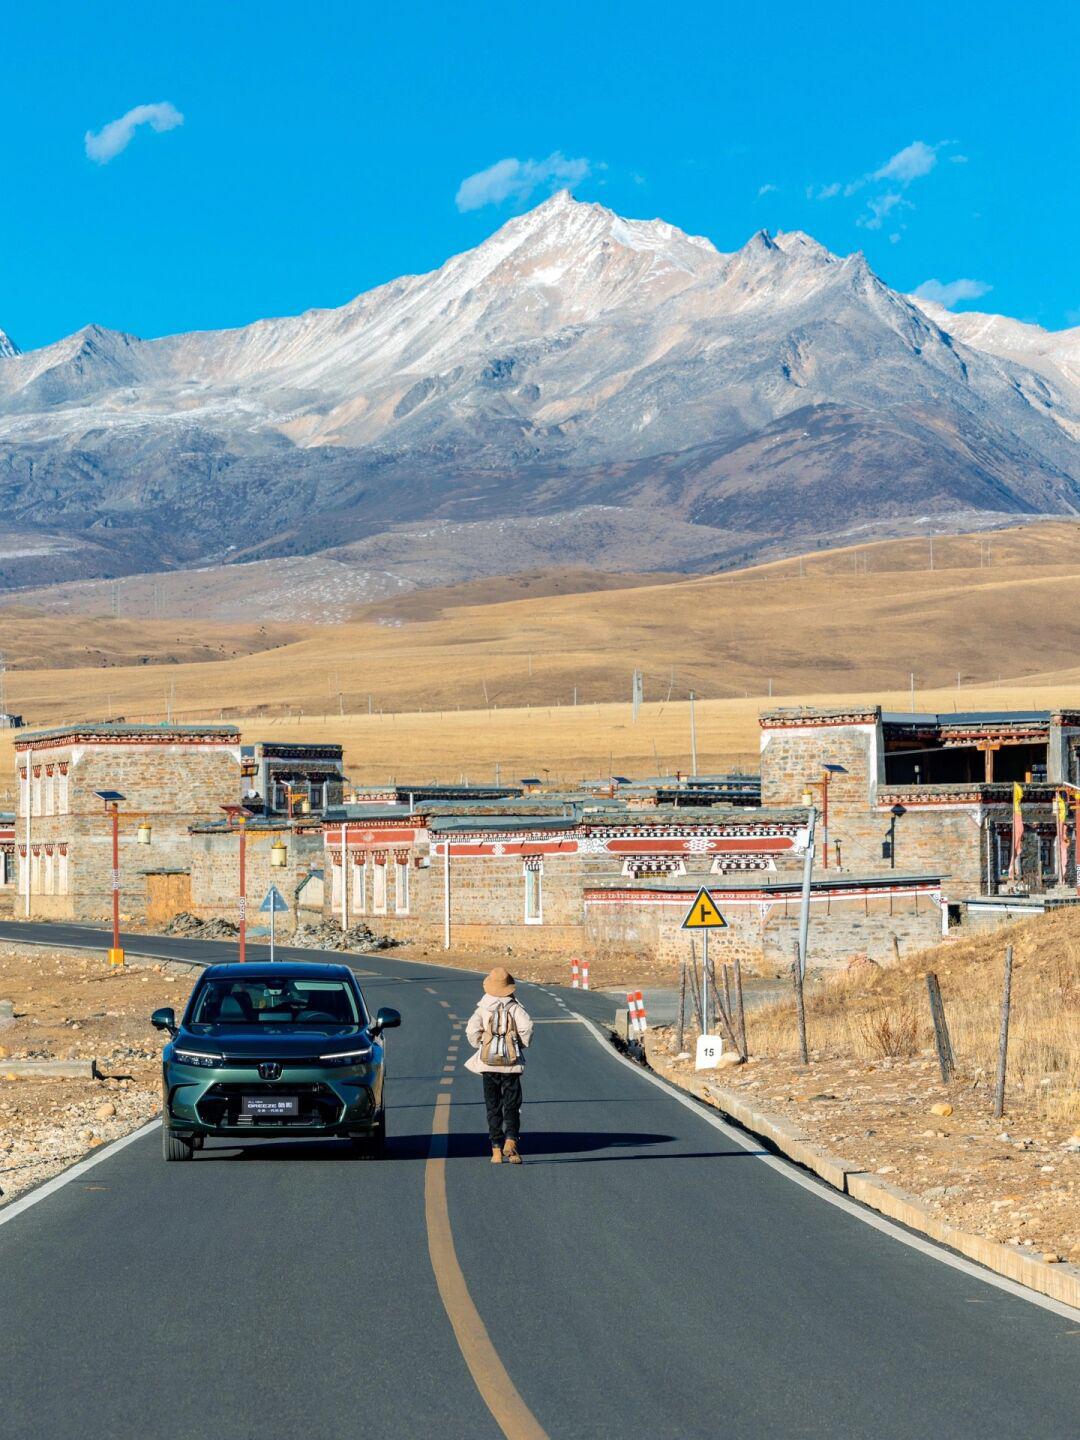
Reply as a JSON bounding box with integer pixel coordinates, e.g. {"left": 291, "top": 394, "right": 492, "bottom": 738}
{"left": 465, "top": 967, "right": 534, "bottom": 1165}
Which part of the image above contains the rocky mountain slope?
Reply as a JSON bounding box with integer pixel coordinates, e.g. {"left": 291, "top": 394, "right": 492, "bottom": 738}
{"left": 1, "top": 193, "right": 1077, "bottom": 593}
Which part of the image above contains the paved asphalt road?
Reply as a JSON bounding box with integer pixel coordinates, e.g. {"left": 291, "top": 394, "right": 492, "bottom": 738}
{"left": 1, "top": 923, "right": 1078, "bottom": 1439}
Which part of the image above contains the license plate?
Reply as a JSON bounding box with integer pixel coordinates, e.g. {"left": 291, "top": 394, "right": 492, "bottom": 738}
{"left": 242, "top": 1095, "right": 299, "bottom": 1118}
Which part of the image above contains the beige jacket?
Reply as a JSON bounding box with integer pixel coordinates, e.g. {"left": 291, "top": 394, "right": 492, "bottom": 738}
{"left": 465, "top": 993, "right": 534, "bottom": 1074}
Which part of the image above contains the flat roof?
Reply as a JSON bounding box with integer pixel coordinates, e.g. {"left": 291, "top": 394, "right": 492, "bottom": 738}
{"left": 882, "top": 710, "right": 1054, "bottom": 727}
{"left": 590, "top": 871, "right": 945, "bottom": 895}
{"left": 17, "top": 721, "right": 240, "bottom": 743}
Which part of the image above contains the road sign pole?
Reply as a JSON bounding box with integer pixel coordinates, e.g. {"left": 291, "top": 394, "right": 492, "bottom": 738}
{"left": 702, "top": 928, "right": 709, "bottom": 1035}
{"left": 270, "top": 897, "right": 276, "bottom": 963}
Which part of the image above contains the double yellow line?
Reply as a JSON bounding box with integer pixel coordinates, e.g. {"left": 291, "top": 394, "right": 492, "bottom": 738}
{"left": 424, "top": 1092, "right": 549, "bottom": 1440}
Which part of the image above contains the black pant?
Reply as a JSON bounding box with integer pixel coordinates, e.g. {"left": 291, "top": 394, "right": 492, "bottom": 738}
{"left": 482, "top": 1072, "right": 522, "bottom": 1145}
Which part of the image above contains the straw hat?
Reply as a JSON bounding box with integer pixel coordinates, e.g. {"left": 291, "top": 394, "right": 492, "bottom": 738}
{"left": 483, "top": 966, "right": 516, "bottom": 997}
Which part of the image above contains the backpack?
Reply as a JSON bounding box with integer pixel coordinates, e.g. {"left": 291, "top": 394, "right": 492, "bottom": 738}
{"left": 480, "top": 1002, "right": 521, "bottom": 1068}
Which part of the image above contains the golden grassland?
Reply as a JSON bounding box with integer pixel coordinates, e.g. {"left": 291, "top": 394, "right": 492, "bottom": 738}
{"left": 6, "top": 678, "right": 1080, "bottom": 809}
{"left": 751, "top": 906, "right": 1080, "bottom": 1126}
{"left": 2, "top": 520, "right": 1080, "bottom": 800}
{"left": 1, "top": 521, "right": 1079, "bottom": 726}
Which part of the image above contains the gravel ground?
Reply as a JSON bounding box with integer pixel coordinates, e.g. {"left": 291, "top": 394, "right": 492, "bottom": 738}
{"left": 0, "top": 946, "right": 195, "bottom": 1207}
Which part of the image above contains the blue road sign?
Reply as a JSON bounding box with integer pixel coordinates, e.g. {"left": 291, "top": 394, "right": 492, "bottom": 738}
{"left": 260, "top": 885, "right": 289, "bottom": 914}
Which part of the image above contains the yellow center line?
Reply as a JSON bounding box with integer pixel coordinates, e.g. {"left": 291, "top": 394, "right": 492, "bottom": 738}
{"left": 425, "top": 1093, "right": 549, "bottom": 1440}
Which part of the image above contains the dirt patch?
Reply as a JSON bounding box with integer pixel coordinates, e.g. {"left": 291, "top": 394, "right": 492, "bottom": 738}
{"left": 0, "top": 945, "right": 196, "bottom": 1207}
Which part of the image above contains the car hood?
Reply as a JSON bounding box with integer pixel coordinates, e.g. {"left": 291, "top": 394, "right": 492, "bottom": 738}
{"left": 178, "top": 1024, "right": 372, "bottom": 1060}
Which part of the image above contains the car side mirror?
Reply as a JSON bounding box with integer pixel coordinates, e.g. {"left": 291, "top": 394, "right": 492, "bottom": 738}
{"left": 151, "top": 1007, "right": 177, "bottom": 1035}
{"left": 371, "top": 1006, "right": 401, "bottom": 1035}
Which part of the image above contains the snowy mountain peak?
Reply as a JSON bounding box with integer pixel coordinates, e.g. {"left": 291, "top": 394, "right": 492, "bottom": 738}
{"left": 0, "top": 329, "right": 18, "bottom": 359}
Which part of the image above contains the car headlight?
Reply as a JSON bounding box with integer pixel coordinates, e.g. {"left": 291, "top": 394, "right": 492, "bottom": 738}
{"left": 172, "top": 1048, "right": 224, "bottom": 1068}
{"left": 319, "top": 1047, "right": 373, "bottom": 1066}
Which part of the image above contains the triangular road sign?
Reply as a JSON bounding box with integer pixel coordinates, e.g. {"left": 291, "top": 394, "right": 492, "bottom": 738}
{"left": 681, "top": 887, "right": 727, "bottom": 930}
{"left": 260, "top": 885, "right": 289, "bottom": 914}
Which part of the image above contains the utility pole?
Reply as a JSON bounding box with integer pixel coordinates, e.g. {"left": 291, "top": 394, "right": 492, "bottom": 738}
{"left": 0, "top": 650, "right": 6, "bottom": 713}
{"left": 910, "top": 672, "right": 916, "bottom": 713}
{"left": 689, "top": 692, "right": 698, "bottom": 778}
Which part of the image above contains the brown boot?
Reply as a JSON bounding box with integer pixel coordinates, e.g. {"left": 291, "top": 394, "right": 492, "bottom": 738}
{"left": 490, "top": 1145, "right": 503, "bottom": 1165}
{"left": 504, "top": 1138, "right": 522, "bottom": 1164}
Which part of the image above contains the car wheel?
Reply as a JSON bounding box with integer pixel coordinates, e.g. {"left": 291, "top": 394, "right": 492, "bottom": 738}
{"left": 163, "top": 1127, "right": 195, "bottom": 1162}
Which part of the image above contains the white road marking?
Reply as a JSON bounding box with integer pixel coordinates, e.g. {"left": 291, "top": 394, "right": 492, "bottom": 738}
{"left": 0, "top": 1119, "right": 161, "bottom": 1229}
{"left": 574, "top": 1014, "right": 1080, "bottom": 1323}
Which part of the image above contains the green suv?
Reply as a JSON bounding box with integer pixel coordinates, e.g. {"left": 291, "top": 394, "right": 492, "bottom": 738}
{"left": 152, "top": 961, "right": 400, "bottom": 1161}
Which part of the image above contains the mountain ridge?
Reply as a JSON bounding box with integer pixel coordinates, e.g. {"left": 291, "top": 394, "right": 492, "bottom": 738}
{"left": 1, "top": 192, "right": 1077, "bottom": 593}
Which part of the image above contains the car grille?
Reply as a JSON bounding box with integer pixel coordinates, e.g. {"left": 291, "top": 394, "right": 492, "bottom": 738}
{"left": 196, "top": 1082, "right": 344, "bottom": 1128}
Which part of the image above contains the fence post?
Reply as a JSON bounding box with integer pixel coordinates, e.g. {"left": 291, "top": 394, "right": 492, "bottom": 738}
{"left": 925, "top": 971, "right": 955, "bottom": 1083}
{"left": 993, "top": 945, "right": 1014, "bottom": 1119}
{"left": 707, "top": 955, "right": 743, "bottom": 1059}
{"left": 791, "top": 942, "right": 809, "bottom": 1065}
{"left": 734, "top": 956, "right": 747, "bottom": 1059}
{"left": 676, "top": 957, "right": 687, "bottom": 1053}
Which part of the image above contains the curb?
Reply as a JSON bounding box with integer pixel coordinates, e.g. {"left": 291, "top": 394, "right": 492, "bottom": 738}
{"left": 648, "top": 1049, "right": 1080, "bottom": 1311}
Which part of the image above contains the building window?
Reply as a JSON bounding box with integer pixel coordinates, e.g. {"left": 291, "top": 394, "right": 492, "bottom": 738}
{"left": 58, "top": 848, "right": 69, "bottom": 895}
{"left": 308, "top": 781, "right": 326, "bottom": 811}
{"left": 352, "top": 858, "right": 366, "bottom": 914}
{"left": 1039, "top": 834, "right": 1057, "bottom": 881}
{"left": 524, "top": 858, "right": 543, "bottom": 924}
{"left": 373, "top": 858, "right": 387, "bottom": 913}
{"left": 395, "top": 855, "right": 409, "bottom": 914}
{"left": 994, "top": 831, "right": 1012, "bottom": 881}
{"left": 32, "top": 772, "right": 42, "bottom": 817}
{"left": 331, "top": 855, "right": 343, "bottom": 909}
{"left": 58, "top": 770, "right": 69, "bottom": 814}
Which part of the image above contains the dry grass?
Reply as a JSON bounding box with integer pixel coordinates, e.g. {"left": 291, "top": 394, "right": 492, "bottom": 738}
{"left": 2, "top": 519, "right": 1080, "bottom": 727}
{"left": 749, "top": 907, "right": 1080, "bottom": 1126}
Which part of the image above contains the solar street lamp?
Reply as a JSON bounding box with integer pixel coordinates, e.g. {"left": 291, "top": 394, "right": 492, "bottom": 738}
{"left": 94, "top": 789, "right": 126, "bottom": 966}
{"left": 803, "top": 764, "right": 848, "bottom": 869}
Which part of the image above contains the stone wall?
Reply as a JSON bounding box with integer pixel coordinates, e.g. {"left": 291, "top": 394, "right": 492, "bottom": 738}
{"left": 189, "top": 826, "right": 324, "bottom": 933}
{"left": 585, "top": 881, "right": 945, "bottom": 972}
{"left": 17, "top": 737, "right": 240, "bottom": 922}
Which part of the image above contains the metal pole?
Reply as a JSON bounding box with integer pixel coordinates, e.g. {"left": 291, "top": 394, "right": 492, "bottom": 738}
{"left": 797, "top": 807, "right": 816, "bottom": 977}
{"left": 689, "top": 692, "right": 698, "bottom": 778}
{"left": 238, "top": 822, "right": 247, "bottom": 964}
{"left": 270, "top": 897, "right": 276, "bottom": 963}
{"left": 23, "top": 746, "right": 32, "bottom": 919}
{"left": 111, "top": 805, "right": 121, "bottom": 956}
{"left": 341, "top": 829, "right": 349, "bottom": 934}
{"left": 821, "top": 770, "right": 829, "bottom": 870}
{"left": 702, "top": 927, "right": 709, "bottom": 1035}
{"left": 443, "top": 842, "right": 451, "bottom": 950}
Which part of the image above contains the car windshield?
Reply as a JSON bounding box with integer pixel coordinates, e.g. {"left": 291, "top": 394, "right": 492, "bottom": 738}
{"left": 190, "top": 977, "right": 363, "bottom": 1027}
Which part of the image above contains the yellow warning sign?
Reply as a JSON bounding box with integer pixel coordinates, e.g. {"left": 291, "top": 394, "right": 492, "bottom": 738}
{"left": 681, "top": 888, "right": 727, "bottom": 930}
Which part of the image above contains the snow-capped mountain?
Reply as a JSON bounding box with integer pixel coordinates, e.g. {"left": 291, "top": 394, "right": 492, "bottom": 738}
{"left": 1, "top": 191, "right": 1078, "bottom": 592}
{"left": 0, "top": 329, "right": 18, "bottom": 359}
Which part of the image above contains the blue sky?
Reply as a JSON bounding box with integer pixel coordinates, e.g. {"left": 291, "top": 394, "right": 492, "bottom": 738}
{"left": 3, "top": 0, "right": 1076, "bottom": 351}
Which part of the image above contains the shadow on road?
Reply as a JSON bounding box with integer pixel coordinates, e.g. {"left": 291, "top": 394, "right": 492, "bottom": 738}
{"left": 193, "top": 1129, "right": 759, "bottom": 1164}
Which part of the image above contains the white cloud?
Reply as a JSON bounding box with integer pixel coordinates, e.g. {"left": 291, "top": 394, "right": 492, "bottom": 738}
{"left": 757, "top": 182, "right": 778, "bottom": 198}
{"left": 950, "top": 154, "right": 969, "bottom": 164}
{"left": 85, "top": 101, "right": 184, "bottom": 164}
{"left": 856, "top": 192, "right": 907, "bottom": 230}
{"left": 455, "top": 152, "right": 591, "bottom": 212}
{"left": 912, "top": 277, "right": 993, "bottom": 309}
{"left": 807, "top": 181, "right": 841, "bottom": 200}
{"left": 872, "top": 140, "right": 939, "bottom": 184}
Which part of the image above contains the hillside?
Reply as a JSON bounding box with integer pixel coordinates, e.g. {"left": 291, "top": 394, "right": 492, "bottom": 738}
{"left": 1, "top": 194, "right": 1078, "bottom": 595}
{"left": 1, "top": 522, "right": 1080, "bottom": 801}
